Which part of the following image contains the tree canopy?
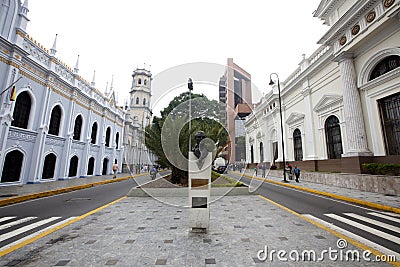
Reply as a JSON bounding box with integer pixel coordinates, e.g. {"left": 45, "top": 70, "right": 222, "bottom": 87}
{"left": 145, "top": 92, "right": 228, "bottom": 184}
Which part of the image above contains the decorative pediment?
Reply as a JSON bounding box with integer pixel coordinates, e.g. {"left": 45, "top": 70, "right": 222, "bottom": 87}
{"left": 285, "top": 112, "right": 305, "bottom": 125}
{"left": 249, "top": 136, "right": 254, "bottom": 144}
{"left": 313, "top": 94, "right": 343, "bottom": 113}
{"left": 256, "top": 131, "right": 264, "bottom": 139}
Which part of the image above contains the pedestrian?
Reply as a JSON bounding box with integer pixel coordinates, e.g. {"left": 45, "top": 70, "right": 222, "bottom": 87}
{"left": 261, "top": 164, "right": 266, "bottom": 178}
{"left": 254, "top": 166, "right": 258, "bottom": 176}
{"left": 112, "top": 160, "right": 118, "bottom": 178}
{"left": 286, "top": 162, "right": 293, "bottom": 180}
{"left": 293, "top": 165, "right": 300, "bottom": 182}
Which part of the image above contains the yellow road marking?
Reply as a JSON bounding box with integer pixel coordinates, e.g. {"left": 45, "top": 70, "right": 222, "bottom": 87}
{"left": 258, "top": 195, "right": 399, "bottom": 266}
{"left": 238, "top": 173, "right": 400, "bottom": 214}
{"left": 0, "top": 196, "right": 127, "bottom": 257}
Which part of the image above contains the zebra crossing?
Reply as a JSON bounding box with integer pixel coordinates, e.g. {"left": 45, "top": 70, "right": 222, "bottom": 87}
{"left": 0, "top": 216, "right": 76, "bottom": 254}
{"left": 303, "top": 211, "right": 400, "bottom": 261}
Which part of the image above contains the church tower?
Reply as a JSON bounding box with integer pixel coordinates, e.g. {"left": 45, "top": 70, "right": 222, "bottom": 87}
{"left": 129, "top": 67, "right": 152, "bottom": 128}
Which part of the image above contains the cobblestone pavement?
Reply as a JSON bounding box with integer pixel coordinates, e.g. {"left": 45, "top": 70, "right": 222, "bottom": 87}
{"left": 0, "top": 195, "right": 392, "bottom": 266}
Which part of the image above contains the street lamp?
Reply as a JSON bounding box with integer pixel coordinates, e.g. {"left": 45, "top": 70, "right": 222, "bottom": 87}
{"left": 188, "top": 78, "right": 193, "bottom": 151}
{"left": 269, "top": 73, "right": 288, "bottom": 182}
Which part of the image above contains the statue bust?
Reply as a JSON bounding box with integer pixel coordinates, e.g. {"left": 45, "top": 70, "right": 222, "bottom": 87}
{"left": 192, "top": 131, "right": 215, "bottom": 169}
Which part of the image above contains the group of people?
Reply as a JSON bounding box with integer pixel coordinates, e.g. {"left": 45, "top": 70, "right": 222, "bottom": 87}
{"left": 253, "top": 162, "right": 301, "bottom": 182}
{"left": 284, "top": 162, "right": 300, "bottom": 183}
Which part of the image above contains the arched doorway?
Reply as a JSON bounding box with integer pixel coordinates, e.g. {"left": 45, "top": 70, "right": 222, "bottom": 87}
{"left": 259, "top": 142, "right": 264, "bottom": 163}
{"left": 1, "top": 150, "right": 24, "bottom": 183}
{"left": 68, "top": 156, "right": 79, "bottom": 177}
{"left": 42, "top": 153, "right": 57, "bottom": 179}
{"left": 87, "top": 157, "right": 95, "bottom": 175}
{"left": 102, "top": 158, "right": 109, "bottom": 175}
{"left": 250, "top": 145, "right": 254, "bottom": 164}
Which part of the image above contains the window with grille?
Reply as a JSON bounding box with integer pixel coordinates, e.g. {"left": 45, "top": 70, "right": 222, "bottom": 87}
{"left": 1, "top": 150, "right": 23, "bottom": 183}
{"left": 115, "top": 132, "right": 119, "bottom": 149}
{"left": 259, "top": 142, "right": 264, "bottom": 162}
{"left": 325, "top": 116, "right": 343, "bottom": 159}
{"left": 91, "top": 122, "right": 98, "bottom": 144}
{"left": 48, "top": 106, "right": 61, "bottom": 135}
{"left": 293, "top": 129, "right": 303, "bottom": 161}
{"left": 42, "top": 153, "right": 56, "bottom": 179}
{"left": 11, "top": 91, "right": 31, "bottom": 129}
{"left": 378, "top": 92, "right": 400, "bottom": 155}
{"left": 370, "top": 55, "right": 400, "bottom": 81}
{"left": 105, "top": 127, "right": 111, "bottom": 147}
{"left": 68, "top": 156, "right": 79, "bottom": 177}
{"left": 73, "top": 115, "right": 82, "bottom": 140}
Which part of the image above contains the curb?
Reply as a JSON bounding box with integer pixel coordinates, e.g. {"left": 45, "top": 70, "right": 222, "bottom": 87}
{"left": 238, "top": 172, "right": 400, "bottom": 214}
{"left": 0, "top": 175, "right": 144, "bottom": 207}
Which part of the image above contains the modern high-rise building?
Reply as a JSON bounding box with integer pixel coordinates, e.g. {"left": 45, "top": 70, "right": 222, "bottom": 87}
{"left": 219, "top": 58, "right": 252, "bottom": 163}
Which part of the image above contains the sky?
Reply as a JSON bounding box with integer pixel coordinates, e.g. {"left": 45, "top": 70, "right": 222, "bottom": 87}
{"left": 26, "top": 0, "right": 328, "bottom": 116}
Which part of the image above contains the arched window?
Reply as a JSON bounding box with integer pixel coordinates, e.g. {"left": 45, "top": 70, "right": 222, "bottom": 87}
{"left": 105, "top": 127, "right": 111, "bottom": 147}
{"left": 143, "top": 98, "right": 146, "bottom": 106}
{"left": 144, "top": 79, "right": 147, "bottom": 85}
{"left": 87, "top": 157, "right": 95, "bottom": 175}
{"left": 48, "top": 105, "right": 62, "bottom": 135}
{"left": 136, "top": 97, "right": 139, "bottom": 105}
{"left": 138, "top": 78, "right": 142, "bottom": 85}
{"left": 378, "top": 92, "right": 400, "bottom": 155}
{"left": 115, "top": 132, "right": 120, "bottom": 149}
{"left": 293, "top": 129, "right": 303, "bottom": 161}
{"left": 73, "top": 115, "right": 83, "bottom": 140}
{"left": 12, "top": 91, "right": 31, "bottom": 129}
{"left": 325, "top": 116, "right": 343, "bottom": 159}
{"left": 250, "top": 145, "right": 254, "bottom": 164}
{"left": 68, "top": 155, "right": 79, "bottom": 177}
{"left": 91, "top": 122, "right": 98, "bottom": 144}
{"left": 259, "top": 142, "right": 264, "bottom": 162}
{"left": 102, "top": 158, "right": 109, "bottom": 175}
{"left": 42, "top": 153, "right": 57, "bottom": 179}
{"left": 369, "top": 55, "right": 400, "bottom": 81}
{"left": 1, "top": 150, "right": 23, "bottom": 183}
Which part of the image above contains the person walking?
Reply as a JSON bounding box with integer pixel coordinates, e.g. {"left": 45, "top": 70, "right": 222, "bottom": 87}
{"left": 293, "top": 165, "right": 300, "bottom": 183}
{"left": 261, "top": 164, "right": 266, "bottom": 178}
{"left": 112, "top": 160, "right": 119, "bottom": 178}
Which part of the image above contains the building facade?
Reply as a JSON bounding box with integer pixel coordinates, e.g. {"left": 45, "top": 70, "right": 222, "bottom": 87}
{"left": 219, "top": 58, "right": 253, "bottom": 163}
{"left": 0, "top": 1, "right": 126, "bottom": 185}
{"left": 245, "top": 0, "right": 400, "bottom": 173}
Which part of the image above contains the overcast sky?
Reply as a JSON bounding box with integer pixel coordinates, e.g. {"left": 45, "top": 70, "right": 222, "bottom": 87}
{"left": 26, "top": 0, "right": 327, "bottom": 114}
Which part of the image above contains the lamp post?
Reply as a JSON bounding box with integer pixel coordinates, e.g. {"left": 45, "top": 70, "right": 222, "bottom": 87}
{"left": 269, "top": 73, "right": 288, "bottom": 182}
{"left": 188, "top": 78, "right": 193, "bottom": 151}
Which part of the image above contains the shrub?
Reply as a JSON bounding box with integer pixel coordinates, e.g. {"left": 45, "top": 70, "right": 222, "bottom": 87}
{"left": 362, "top": 163, "right": 400, "bottom": 176}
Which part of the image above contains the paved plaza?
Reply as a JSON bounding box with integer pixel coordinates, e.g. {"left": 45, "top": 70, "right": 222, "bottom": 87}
{"left": 0, "top": 193, "right": 393, "bottom": 266}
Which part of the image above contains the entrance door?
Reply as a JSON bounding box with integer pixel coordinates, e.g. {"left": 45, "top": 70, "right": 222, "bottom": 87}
{"left": 102, "top": 158, "right": 109, "bottom": 175}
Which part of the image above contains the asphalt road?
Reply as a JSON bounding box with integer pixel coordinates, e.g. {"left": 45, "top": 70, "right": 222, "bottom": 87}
{"left": 228, "top": 173, "right": 400, "bottom": 256}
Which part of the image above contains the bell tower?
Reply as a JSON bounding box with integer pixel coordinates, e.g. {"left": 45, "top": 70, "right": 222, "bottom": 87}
{"left": 129, "top": 67, "right": 152, "bottom": 128}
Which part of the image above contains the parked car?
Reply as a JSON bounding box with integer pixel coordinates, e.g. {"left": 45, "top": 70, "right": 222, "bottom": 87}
{"left": 213, "top": 157, "right": 227, "bottom": 174}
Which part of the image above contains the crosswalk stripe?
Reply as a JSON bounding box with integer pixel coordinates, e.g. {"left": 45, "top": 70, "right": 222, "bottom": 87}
{"left": 0, "top": 217, "right": 16, "bottom": 223}
{"left": 368, "top": 212, "right": 400, "bottom": 224}
{"left": 0, "top": 217, "right": 76, "bottom": 252}
{"left": 344, "top": 213, "right": 400, "bottom": 233}
{"left": 325, "top": 214, "right": 400, "bottom": 245}
{"left": 303, "top": 214, "right": 400, "bottom": 261}
{"left": 0, "top": 217, "right": 60, "bottom": 243}
{"left": 0, "top": 217, "right": 37, "bottom": 231}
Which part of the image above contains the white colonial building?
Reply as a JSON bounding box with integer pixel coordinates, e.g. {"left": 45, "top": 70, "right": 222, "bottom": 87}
{"left": 0, "top": 0, "right": 126, "bottom": 184}
{"left": 245, "top": 0, "right": 400, "bottom": 173}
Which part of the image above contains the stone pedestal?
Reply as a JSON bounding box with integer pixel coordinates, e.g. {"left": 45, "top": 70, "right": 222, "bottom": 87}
{"left": 188, "top": 152, "right": 211, "bottom": 232}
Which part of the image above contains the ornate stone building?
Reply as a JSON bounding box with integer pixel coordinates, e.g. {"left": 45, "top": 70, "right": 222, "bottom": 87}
{"left": 122, "top": 67, "right": 155, "bottom": 173}
{"left": 245, "top": 0, "right": 400, "bottom": 173}
{"left": 0, "top": 1, "right": 126, "bottom": 184}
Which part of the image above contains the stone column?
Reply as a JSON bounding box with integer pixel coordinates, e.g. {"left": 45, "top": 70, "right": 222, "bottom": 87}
{"left": 337, "top": 53, "right": 371, "bottom": 156}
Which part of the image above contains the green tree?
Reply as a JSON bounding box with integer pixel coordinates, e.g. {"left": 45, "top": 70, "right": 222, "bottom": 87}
{"left": 145, "top": 92, "right": 227, "bottom": 184}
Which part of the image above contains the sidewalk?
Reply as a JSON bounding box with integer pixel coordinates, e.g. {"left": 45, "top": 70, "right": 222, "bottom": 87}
{"left": 0, "top": 195, "right": 392, "bottom": 266}
{"left": 234, "top": 170, "right": 399, "bottom": 212}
